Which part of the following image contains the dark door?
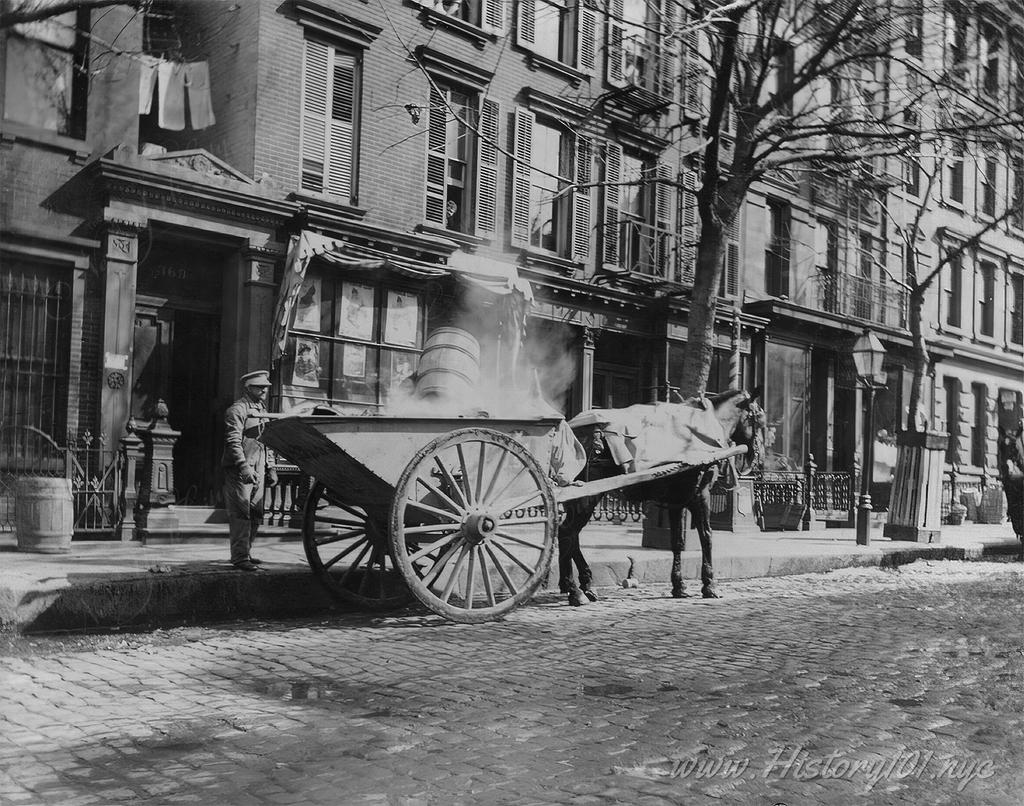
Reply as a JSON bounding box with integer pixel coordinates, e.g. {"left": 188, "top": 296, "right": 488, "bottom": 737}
{"left": 132, "top": 303, "right": 220, "bottom": 504}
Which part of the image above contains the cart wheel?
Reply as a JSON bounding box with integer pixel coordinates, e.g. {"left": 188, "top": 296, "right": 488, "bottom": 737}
{"left": 304, "top": 480, "right": 413, "bottom": 610}
{"left": 389, "top": 427, "right": 556, "bottom": 623}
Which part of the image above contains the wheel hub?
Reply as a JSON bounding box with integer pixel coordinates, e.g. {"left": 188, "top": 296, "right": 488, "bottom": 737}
{"left": 462, "top": 507, "right": 498, "bottom": 545}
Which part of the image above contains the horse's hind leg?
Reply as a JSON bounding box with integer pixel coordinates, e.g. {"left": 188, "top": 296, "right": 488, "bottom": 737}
{"left": 690, "top": 490, "right": 720, "bottom": 599}
{"left": 669, "top": 506, "right": 689, "bottom": 598}
{"left": 558, "top": 500, "right": 595, "bottom": 607}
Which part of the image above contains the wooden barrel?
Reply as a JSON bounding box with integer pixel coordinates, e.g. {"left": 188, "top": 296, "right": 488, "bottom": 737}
{"left": 415, "top": 327, "right": 480, "bottom": 400}
{"left": 16, "top": 476, "right": 73, "bottom": 553}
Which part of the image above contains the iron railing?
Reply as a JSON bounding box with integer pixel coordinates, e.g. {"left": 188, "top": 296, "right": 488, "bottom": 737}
{"left": 617, "top": 219, "right": 677, "bottom": 280}
{"left": 812, "top": 272, "right": 908, "bottom": 329}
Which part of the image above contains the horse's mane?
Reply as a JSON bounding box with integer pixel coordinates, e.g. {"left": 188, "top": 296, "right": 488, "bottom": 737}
{"left": 700, "top": 389, "right": 748, "bottom": 409}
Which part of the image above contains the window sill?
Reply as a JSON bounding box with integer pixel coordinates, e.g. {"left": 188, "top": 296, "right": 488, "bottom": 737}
{"left": 520, "top": 248, "right": 580, "bottom": 276}
{"left": 415, "top": 223, "right": 488, "bottom": 250}
{"left": 410, "top": 3, "right": 496, "bottom": 49}
{"left": 0, "top": 121, "right": 90, "bottom": 161}
{"left": 289, "top": 190, "right": 367, "bottom": 221}
{"left": 523, "top": 51, "right": 587, "bottom": 87}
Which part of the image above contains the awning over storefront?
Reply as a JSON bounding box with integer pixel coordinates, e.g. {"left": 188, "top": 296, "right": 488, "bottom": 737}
{"left": 272, "top": 231, "right": 531, "bottom": 362}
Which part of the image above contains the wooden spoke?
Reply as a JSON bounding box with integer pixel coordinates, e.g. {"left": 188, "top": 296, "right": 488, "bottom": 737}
{"left": 474, "top": 440, "right": 487, "bottom": 503}
{"left": 489, "top": 538, "right": 537, "bottom": 576}
{"left": 464, "top": 545, "right": 477, "bottom": 608}
{"left": 477, "top": 546, "right": 496, "bottom": 607}
{"left": 433, "top": 455, "right": 469, "bottom": 509}
{"left": 322, "top": 534, "right": 370, "bottom": 569}
{"left": 408, "top": 532, "right": 461, "bottom": 564}
{"left": 415, "top": 473, "right": 466, "bottom": 517}
{"left": 405, "top": 498, "right": 462, "bottom": 523}
{"left": 421, "top": 537, "right": 465, "bottom": 588}
{"left": 312, "top": 513, "right": 367, "bottom": 528}
{"left": 336, "top": 539, "right": 371, "bottom": 581}
{"left": 480, "top": 445, "right": 510, "bottom": 505}
{"left": 484, "top": 543, "right": 519, "bottom": 596}
{"left": 491, "top": 488, "right": 544, "bottom": 516}
{"left": 497, "top": 515, "right": 550, "bottom": 527}
{"left": 313, "top": 527, "right": 366, "bottom": 547}
{"left": 439, "top": 543, "right": 470, "bottom": 603}
{"left": 492, "top": 530, "right": 546, "bottom": 552}
{"left": 455, "top": 443, "right": 474, "bottom": 505}
{"left": 402, "top": 523, "right": 461, "bottom": 537}
{"left": 485, "top": 464, "right": 529, "bottom": 509}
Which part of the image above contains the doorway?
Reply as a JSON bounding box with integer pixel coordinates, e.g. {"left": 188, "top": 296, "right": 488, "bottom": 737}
{"left": 132, "top": 302, "right": 221, "bottom": 504}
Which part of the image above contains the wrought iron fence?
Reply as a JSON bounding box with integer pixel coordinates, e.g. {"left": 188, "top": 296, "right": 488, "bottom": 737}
{"left": 0, "top": 426, "right": 128, "bottom": 539}
{"left": 591, "top": 489, "right": 643, "bottom": 524}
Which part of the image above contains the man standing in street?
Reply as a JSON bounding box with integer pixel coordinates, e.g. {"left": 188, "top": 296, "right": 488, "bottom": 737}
{"left": 222, "top": 370, "right": 277, "bottom": 571}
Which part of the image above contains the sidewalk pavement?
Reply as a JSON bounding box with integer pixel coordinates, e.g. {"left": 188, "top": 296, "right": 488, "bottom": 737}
{"left": 1, "top": 520, "right": 1020, "bottom": 634}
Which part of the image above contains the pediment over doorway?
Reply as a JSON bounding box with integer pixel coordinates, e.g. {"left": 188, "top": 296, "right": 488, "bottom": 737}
{"left": 142, "top": 148, "right": 255, "bottom": 185}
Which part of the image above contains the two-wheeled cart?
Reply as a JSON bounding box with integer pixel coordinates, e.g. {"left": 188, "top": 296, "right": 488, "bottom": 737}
{"left": 260, "top": 414, "right": 746, "bottom": 623}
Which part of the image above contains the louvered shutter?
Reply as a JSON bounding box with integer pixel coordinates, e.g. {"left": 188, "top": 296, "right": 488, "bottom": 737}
{"left": 425, "top": 85, "right": 447, "bottom": 225}
{"left": 720, "top": 212, "right": 740, "bottom": 297}
{"left": 327, "top": 52, "right": 356, "bottom": 200}
{"left": 511, "top": 107, "right": 535, "bottom": 247}
{"left": 481, "top": 0, "right": 504, "bottom": 33}
{"left": 516, "top": 0, "right": 535, "bottom": 49}
{"left": 475, "top": 98, "right": 500, "bottom": 238}
{"left": 656, "top": 163, "right": 674, "bottom": 279}
{"left": 680, "top": 167, "right": 699, "bottom": 285}
{"left": 682, "top": 19, "right": 703, "bottom": 118}
{"left": 577, "top": 2, "right": 598, "bottom": 72}
{"left": 602, "top": 141, "right": 622, "bottom": 268}
{"left": 656, "top": 0, "right": 678, "bottom": 100}
{"left": 572, "top": 137, "right": 593, "bottom": 263}
{"left": 300, "top": 40, "right": 329, "bottom": 193}
{"left": 606, "top": 0, "right": 625, "bottom": 87}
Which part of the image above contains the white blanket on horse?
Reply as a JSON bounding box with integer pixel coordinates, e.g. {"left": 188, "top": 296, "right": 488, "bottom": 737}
{"left": 568, "top": 400, "right": 728, "bottom": 472}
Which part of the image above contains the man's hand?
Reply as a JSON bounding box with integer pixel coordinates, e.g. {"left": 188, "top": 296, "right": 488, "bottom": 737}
{"left": 239, "top": 464, "right": 256, "bottom": 484}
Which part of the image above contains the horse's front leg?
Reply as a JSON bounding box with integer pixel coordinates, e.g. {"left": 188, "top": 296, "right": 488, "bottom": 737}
{"left": 690, "top": 486, "right": 720, "bottom": 599}
{"left": 669, "top": 505, "right": 689, "bottom": 598}
{"left": 557, "top": 500, "right": 593, "bottom": 607}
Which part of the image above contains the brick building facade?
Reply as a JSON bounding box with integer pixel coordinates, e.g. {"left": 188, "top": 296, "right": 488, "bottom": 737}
{"left": 1, "top": 1, "right": 1021, "bottom": 536}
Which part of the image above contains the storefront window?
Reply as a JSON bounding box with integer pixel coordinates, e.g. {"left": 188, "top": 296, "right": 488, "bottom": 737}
{"left": 764, "top": 341, "right": 807, "bottom": 470}
{"left": 281, "top": 270, "right": 423, "bottom": 411}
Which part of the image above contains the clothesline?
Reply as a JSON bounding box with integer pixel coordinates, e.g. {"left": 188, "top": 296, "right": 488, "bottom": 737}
{"left": 138, "top": 57, "right": 216, "bottom": 131}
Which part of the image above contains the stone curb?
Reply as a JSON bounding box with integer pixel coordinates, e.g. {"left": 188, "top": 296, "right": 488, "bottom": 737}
{"left": 1, "top": 539, "right": 1019, "bottom": 634}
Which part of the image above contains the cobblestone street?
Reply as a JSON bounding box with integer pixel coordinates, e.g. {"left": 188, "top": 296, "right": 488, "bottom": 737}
{"left": 1, "top": 561, "right": 1022, "bottom": 806}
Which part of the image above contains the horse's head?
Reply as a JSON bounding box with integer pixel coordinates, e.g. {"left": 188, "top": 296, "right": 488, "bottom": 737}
{"left": 708, "top": 387, "right": 765, "bottom": 475}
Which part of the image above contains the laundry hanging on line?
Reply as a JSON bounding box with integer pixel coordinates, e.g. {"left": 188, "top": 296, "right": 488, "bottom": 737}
{"left": 139, "top": 58, "right": 216, "bottom": 130}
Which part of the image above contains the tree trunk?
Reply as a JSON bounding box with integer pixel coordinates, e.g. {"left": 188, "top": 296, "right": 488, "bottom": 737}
{"left": 679, "top": 219, "right": 724, "bottom": 399}
{"left": 905, "top": 287, "right": 929, "bottom": 432}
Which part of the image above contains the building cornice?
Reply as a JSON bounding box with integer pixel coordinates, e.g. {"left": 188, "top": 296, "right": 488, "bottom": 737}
{"left": 90, "top": 157, "right": 298, "bottom": 229}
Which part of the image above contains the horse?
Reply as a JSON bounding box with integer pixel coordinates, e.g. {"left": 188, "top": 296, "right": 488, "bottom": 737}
{"left": 557, "top": 388, "right": 766, "bottom": 606}
{"left": 997, "top": 420, "right": 1024, "bottom": 560}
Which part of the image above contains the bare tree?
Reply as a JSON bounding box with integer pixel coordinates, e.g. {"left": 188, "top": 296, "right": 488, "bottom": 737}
{"left": 672, "top": 0, "right": 1024, "bottom": 398}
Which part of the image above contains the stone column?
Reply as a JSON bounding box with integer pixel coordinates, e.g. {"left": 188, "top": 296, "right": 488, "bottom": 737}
{"left": 578, "top": 326, "right": 596, "bottom": 412}
{"left": 242, "top": 244, "right": 283, "bottom": 376}
{"left": 99, "top": 220, "right": 142, "bottom": 443}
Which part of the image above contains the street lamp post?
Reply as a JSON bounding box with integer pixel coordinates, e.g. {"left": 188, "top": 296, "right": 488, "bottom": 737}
{"left": 851, "top": 329, "right": 887, "bottom": 546}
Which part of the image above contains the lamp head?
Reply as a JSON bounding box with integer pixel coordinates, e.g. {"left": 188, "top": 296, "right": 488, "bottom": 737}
{"left": 851, "top": 329, "right": 887, "bottom": 386}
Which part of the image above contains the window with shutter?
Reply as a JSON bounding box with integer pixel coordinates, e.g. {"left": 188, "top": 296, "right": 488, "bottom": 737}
{"left": 681, "top": 14, "right": 704, "bottom": 118}
{"left": 511, "top": 108, "right": 536, "bottom": 247}
{"left": 679, "top": 167, "right": 699, "bottom": 285}
{"left": 602, "top": 141, "right": 623, "bottom": 267}
{"left": 719, "top": 211, "right": 740, "bottom": 297}
{"left": 422, "top": 83, "right": 475, "bottom": 233}
{"left": 572, "top": 137, "right": 593, "bottom": 263}
{"left": 517, "top": 0, "right": 593, "bottom": 71}
{"left": 475, "top": 98, "right": 500, "bottom": 238}
{"left": 300, "top": 39, "right": 359, "bottom": 203}
{"left": 412, "top": 0, "right": 505, "bottom": 32}
{"left": 606, "top": 0, "right": 625, "bottom": 87}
